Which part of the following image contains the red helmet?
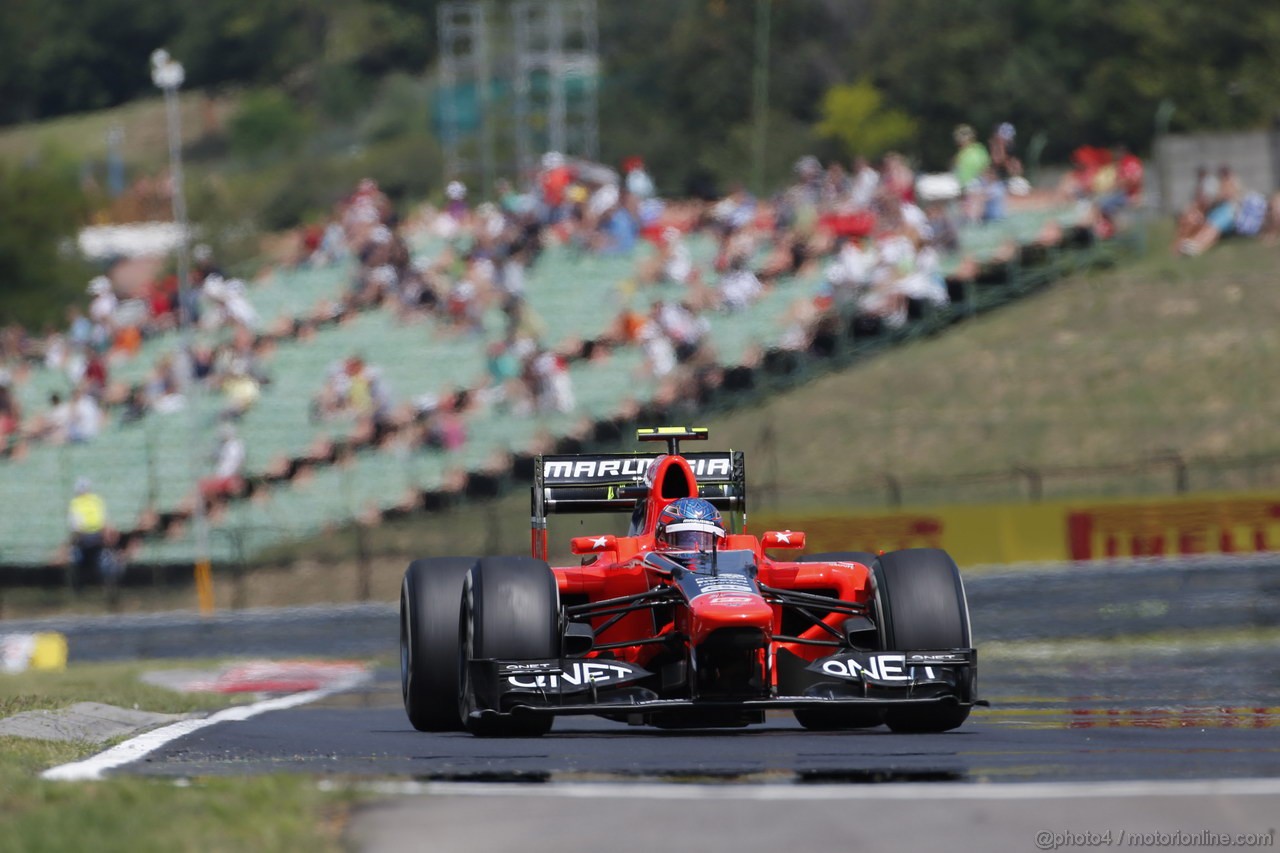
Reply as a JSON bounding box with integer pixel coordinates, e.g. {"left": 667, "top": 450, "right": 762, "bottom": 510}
{"left": 655, "top": 498, "right": 725, "bottom": 552}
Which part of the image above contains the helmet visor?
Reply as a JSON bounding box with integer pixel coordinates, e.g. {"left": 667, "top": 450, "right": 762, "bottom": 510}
{"left": 663, "top": 529, "right": 721, "bottom": 551}
{"left": 659, "top": 519, "right": 724, "bottom": 551}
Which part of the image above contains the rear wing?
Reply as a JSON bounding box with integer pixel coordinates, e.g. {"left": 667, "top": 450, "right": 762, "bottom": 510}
{"left": 533, "top": 451, "right": 746, "bottom": 514}
{"left": 530, "top": 449, "right": 746, "bottom": 557}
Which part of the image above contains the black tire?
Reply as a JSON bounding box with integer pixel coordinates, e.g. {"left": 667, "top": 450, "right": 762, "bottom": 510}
{"left": 459, "top": 556, "right": 561, "bottom": 737}
{"left": 400, "top": 557, "right": 476, "bottom": 732}
{"left": 873, "top": 548, "right": 972, "bottom": 733}
{"left": 793, "top": 551, "right": 884, "bottom": 731}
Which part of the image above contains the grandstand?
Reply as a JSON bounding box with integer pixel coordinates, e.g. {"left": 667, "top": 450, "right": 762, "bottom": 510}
{"left": 0, "top": 202, "right": 1111, "bottom": 570}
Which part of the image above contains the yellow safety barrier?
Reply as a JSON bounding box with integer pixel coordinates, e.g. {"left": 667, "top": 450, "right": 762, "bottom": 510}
{"left": 757, "top": 490, "right": 1280, "bottom": 565}
{"left": 31, "top": 633, "right": 68, "bottom": 671}
{"left": 1, "top": 632, "right": 67, "bottom": 673}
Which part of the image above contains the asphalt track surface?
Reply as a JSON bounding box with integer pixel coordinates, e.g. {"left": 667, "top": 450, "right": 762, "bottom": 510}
{"left": 118, "top": 646, "right": 1280, "bottom": 784}
{"left": 113, "top": 649, "right": 1280, "bottom": 852}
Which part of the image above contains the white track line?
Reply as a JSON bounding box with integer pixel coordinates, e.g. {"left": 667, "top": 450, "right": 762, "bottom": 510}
{"left": 342, "top": 777, "right": 1280, "bottom": 801}
{"left": 42, "top": 679, "right": 364, "bottom": 782}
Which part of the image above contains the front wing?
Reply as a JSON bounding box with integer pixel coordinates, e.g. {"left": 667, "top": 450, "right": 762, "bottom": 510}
{"left": 465, "top": 648, "right": 980, "bottom": 720}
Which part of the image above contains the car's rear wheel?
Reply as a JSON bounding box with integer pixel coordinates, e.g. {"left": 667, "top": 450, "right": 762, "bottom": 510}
{"left": 401, "top": 557, "right": 477, "bottom": 732}
{"left": 792, "top": 551, "right": 885, "bottom": 731}
{"left": 459, "top": 556, "right": 560, "bottom": 737}
{"left": 873, "top": 548, "right": 972, "bottom": 733}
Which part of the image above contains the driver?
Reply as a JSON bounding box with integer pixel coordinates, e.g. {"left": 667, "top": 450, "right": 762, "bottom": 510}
{"left": 654, "top": 497, "right": 726, "bottom": 552}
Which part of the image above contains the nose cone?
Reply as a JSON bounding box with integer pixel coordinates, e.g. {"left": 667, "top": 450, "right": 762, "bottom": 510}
{"left": 689, "top": 592, "right": 773, "bottom": 646}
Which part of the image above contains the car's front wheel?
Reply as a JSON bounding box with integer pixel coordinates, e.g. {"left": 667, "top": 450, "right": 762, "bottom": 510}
{"left": 401, "top": 557, "right": 477, "bottom": 732}
{"left": 873, "top": 548, "right": 972, "bottom": 733}
{"left": 458, "top": 556, "right": 560, "bottom": 737}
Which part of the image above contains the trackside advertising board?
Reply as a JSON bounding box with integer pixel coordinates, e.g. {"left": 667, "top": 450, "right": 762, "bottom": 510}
{"left": 757, "top": 491, "right": 1280, "bottom": 566}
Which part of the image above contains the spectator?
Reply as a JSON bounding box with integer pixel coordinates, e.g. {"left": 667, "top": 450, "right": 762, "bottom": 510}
{"left": 719, "top": 256, "right": 764, "bottom": 312}
{"left": 67, "top": 476, "right": 108, "bottom": 591}
{"left": 643, "top": 226, "right": 694, "bottom": 287}
{"left": 33, "top": 392, "right": 71, "bottom": 443}
{"left": 219, "top": 360, "right": 261, "bottom": 420}
{"left": 849, "top": 156, "right": 880, "bottom": 210}
{"left": 979, "top": 167, "right": 1007, "bottom": 223}
{"left": 952, "top": 125, "right": 991, "bottom": 223}
{"left": 925, "top": 202, "right": 960, "bottom": 254}
{"left": 485, "top": 340, "right": 522, "bottom": 397}
{"left": 596, "top": 195, "right": 640, "bottom": 255}
{"left": 148, "top": 354, "right": 187, "bottom": 415}
{"left": 988, "top": 122, "right": 1024, "bottom": 185}
{"left": 639, "top": 308, "right": 678, "bottom": 379}
{"left": 1173, "top": 165, "right": 1215, "bottom": 250}
{"left": 201, "top": 423, "right": 245, "bottom": 506}
{"left": 422, "top": 403, "right": 467, "bottom": 452}
{"left": 1179, "top": 165, "right": 1241, "bottom": 256}
{"left": 311, "top": 360, "right": 351, "bottom": 422}
{"left": 623, "top": 156, "right": 655, "bottom": 199}
{"left": 445, "top": 180, "right": 470, "bottom": 224}
{"left": 202, "top": 275, "right": 259, "bottom": 332}
{"left": 66, "top": 386, "right": 103, "bottom": 443}
{"left": 83, "top": 349, "right": 109, "bottom": 399}
{"left": 0, "top": 371, "right": 20, "bottom": 445}
{"left": 87, "top": 276, "right": 117, "bottom": 350}
{"left": 120, "top": 383, "right": 148, "bottom": 425}
{"left": 531, "top": 349, "right": 575, "bottom": 413}
{"left": 881, "top": 152, "right": 916, "bottom": 204}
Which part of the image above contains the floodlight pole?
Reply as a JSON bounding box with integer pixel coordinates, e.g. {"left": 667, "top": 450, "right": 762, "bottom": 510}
{"left": 750, "top": 0, "right": 772, "bottom": 196}
{"left": 152, "top": 49, "right": 214, "bottom": 615}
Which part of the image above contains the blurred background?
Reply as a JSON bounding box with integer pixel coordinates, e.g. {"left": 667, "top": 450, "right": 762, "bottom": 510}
{"left": 2, "top": 0, "right": 1279, "bottom": 617}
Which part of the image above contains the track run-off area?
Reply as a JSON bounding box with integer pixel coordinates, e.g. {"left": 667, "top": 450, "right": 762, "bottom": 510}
{"left": 27, "top": 557, "right": 1280, "bottom": 852}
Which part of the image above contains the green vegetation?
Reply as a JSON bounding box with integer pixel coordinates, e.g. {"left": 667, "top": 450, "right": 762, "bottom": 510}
{"left": 6, "top": 1, "right": 1278, "bottom": 168}
{"left": 815, "top": 81, "right": 917, "bottom": 162}
{"left": 0, "top": 660, "right": 351, "bottom": 852}
{"left": 0, "top": 157, "right": 96, "bottom": 327}
{"left": 0, "top": 761, "right": 349, "bottom": 853}
{"left": 5, "top": 1, "right": 1280, "bottom": 321}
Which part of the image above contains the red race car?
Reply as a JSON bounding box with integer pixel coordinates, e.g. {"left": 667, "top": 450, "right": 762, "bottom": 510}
{"left": 400, "top": 427, "right": 980, "bottom": 736}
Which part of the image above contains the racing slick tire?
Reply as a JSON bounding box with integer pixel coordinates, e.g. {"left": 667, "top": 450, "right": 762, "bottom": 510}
{"left": 873, "top": 548, "right": 972, "bottom": 733}
{"left": 792, "top": 551, "right": 884, "bottom": 731}
{"left": 459, "top": 556, "right": 561, "bottom": 737}
{"left": 401, "top": 557, "right": 477, "bottom": 732}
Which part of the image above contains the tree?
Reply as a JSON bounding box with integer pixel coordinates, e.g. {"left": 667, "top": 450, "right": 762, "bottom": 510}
{"left": 814, "top": 80, "right": 917, "bottom": 161}
{"left": 0, "top": 158, "right": 95, "bottom": 327}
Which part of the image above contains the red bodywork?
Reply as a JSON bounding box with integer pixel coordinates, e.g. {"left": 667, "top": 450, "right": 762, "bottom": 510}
{"left": 538, "top": 454, "right": 873, "bottom": 681}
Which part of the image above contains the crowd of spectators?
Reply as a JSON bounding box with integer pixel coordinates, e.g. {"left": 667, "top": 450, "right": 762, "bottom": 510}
{"left": 1173, "top": 164, "right": 1278, "bottom": 257}
{"left": 4, "top": 125, "right": 1147, "bottom": 557}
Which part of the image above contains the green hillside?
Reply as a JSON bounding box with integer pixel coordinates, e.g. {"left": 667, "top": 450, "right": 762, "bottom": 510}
{"left": 712, "top": 226, "right": 1280, "bottom": 510}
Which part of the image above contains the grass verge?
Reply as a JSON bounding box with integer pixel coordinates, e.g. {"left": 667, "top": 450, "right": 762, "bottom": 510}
{"left": 0, "top": 660, "right": 354, "bottom": 853}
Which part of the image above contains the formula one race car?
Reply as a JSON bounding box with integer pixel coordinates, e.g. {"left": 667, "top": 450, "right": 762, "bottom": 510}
{"left": 400, "top": 427, "right": 980, "bottom": 736}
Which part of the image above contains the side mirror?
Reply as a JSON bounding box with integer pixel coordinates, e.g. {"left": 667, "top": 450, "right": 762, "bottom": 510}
{"left": 762, "top": 530, "right": 805, "bottom": 550}
{"left": 571, "top": 534, "right": 617, "bottom": 555}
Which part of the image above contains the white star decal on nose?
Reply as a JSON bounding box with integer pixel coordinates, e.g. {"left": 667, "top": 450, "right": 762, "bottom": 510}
{"left": 775, "top": 532, "right": 791, "bottom": 544}
{"left": 591, "top": 536, "right": 609, "bottom": 549}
